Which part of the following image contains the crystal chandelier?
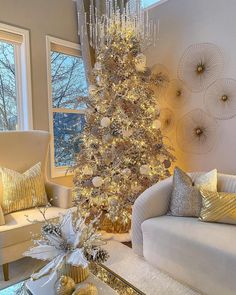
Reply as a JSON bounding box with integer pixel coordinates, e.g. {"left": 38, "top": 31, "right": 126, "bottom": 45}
{"left": 86, "top": 0, "right": 159, "bottom": 51}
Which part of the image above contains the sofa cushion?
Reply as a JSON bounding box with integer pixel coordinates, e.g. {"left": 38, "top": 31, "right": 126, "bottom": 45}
{"left": 0, "top": 207, "right": 70, "bottom": 249}
{"left": 142, "top": 216, "right": 236, "bottom": 295}
{"left": 170, "top": 167, "right": 217, "bottom": 217}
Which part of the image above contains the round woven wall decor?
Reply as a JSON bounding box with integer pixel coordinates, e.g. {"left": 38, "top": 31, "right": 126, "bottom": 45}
{"left": 150, "top": 63, "right": 170, "bottom": 101}
{"left": 178, "top": 43, "right": 224, "bottom": 92}
{"left": 166, "top": 79, "right": 190, "bottom": 108}
{"left": 160, "top": 108, "right": 175, "bottom": 134}
{"left": 176, "top": 108, "right": 218, "bottom": 154}
{"left": 204, "top": 78, "right": 236, "bottom": 120}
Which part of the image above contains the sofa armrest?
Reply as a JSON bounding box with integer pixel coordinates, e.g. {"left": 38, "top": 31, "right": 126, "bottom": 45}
{"left": 132, "top": 176, "right": 173, "bottom": 256}
{"left": 45, "top": 181, "right": 72, "bottom": 209}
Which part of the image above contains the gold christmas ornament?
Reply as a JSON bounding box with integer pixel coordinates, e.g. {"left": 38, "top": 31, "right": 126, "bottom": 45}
{"left": 122, "top": 128, "right": 133, "bottom": 138}
{"left": 122, "top": 168, "right": 132, "bottom": 177}
{"left": 152, "top": 119, "right": 161, "bottom": 129}
{"left": 135, "top": 53, "right": 147, "bottom": 72}
{"left": 88, "top": 85, "right": 98, "bottom": 96}
{"left": 56, "top": 275, "right": 75, "bottom": 295}
{"left": 100, "top": 117, "right": 111, "bottom": 127}
{"left": 94, "top": 62, "right": 102, "bottom": 71}
{"left": 109, "top": 198, "right": 119, "bottom": 206}
{"left": 92, "top": 176, "right": 103, "bottom": 187}
{"left": 83, "top": 167, "right": 93, "bottom": 176}
{"left": 73, "top": 283, "right": 98, "bottom": 295}
{"left": 140, "top": 165, "right": 151, "bottom": 175}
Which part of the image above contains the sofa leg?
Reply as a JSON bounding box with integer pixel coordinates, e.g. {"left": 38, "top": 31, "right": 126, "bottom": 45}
{"left": 2, "top": 264, "right": 9, "bottom": 281}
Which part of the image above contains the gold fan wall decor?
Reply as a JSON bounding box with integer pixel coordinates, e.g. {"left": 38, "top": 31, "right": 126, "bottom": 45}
{"left": 178, "top": 43, "right": 224, "bottom": 92}
{"left": 166, "top": 79, "right": 190, "bottom": 108}
{"left": 205, "top": 78, "right": 236, "bottom": 120}
{"left": 177, "top": 108, "right": 218, "bottom": 154}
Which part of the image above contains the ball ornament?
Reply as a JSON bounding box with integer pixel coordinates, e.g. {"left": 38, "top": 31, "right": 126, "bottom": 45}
{"left": 140, "top": 165, "right": 151, "bottom": 175}
{"left": 92, "top": 176, "right": 103, "bottom": 187}
{"left": 94, "top": 62, "right": 102, "bottom": 71}
{"left": 122, "top": 129, "right": 133, "bottom": 138}
{"left": 88, "top": 85, "right": 98, "bottom": 96}
{"left": 56, "top": 275, "right": 75, "bottom": 295}
{"left": 135, "top": 53, "right": 147, "bottom": 72}
{"left": 83, "top": 167, "right": 93, "bottom": 176}
{"left": 100, "top": 117, "right": 111, "bottom": 128}
{"left": 109, "top": 198, "right": 119, "bottom": 207}
{"left": 122, "top": 168, "right": 132, "bottom": 177}
{"left": 152, "top": 119, "right": 161, "bottom": 130}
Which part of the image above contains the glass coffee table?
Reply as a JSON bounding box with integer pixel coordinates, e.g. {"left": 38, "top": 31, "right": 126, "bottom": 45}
{"left": 0, "top": 263, "right": 145, "bottom": 295}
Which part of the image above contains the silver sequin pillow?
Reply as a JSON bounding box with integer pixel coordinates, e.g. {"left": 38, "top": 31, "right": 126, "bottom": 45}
{"left": 169, "top": 167, "right": 217, "bottom": 217}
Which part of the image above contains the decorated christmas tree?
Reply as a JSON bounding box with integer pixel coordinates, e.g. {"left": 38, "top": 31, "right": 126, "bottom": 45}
{"left": 73, "top": 3, "right": 175, "bottom": 233}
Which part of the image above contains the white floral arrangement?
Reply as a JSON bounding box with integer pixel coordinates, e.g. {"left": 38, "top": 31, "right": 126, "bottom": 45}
{"left": 24, "top": 207, "right": 109, "bottom": 283}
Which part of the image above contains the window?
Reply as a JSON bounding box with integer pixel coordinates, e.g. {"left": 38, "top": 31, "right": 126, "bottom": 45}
{"left": 0, "top": 23, "right": 32, "bottom": 130}
{"left": 46, "top": 36, "right": 88, "bottom": 177}
{"left": 142, "top": 0, "right": 165, "bottom": 9}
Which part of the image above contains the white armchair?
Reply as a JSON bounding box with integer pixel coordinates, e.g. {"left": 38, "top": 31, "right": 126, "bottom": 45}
{"left": 0, "top": 131, "right": 72, "bottom": 281}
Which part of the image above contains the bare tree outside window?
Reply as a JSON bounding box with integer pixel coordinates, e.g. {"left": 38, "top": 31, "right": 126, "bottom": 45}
{"left": 50, "top": 51, "right": 88, "bottom": 167}
{"left": 0, "top": 41, "right": 17, "bottom": 130}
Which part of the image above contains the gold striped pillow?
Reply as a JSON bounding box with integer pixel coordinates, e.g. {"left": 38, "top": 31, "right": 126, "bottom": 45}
{"left": 199, "top": 189, "right": 236, "bottom": 225}
{"left": 1, "top": 162, "right": 48, "bottom": 215}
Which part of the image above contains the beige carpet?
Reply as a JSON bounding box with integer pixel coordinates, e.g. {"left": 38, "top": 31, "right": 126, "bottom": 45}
{"left": 0, "top": 241, "right": 200, "bottom": 295}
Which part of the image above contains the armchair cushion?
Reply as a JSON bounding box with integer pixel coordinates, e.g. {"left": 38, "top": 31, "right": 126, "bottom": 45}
{"left": 1, "top": 162, "right": 47, "bottom": 214}
{"left": 0, "top": 207, "right": 70, "bottom": 249}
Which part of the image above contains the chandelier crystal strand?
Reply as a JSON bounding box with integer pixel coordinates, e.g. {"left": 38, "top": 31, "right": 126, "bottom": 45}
{"left": 87, "top": 0, "right": 158, "bottom": 52}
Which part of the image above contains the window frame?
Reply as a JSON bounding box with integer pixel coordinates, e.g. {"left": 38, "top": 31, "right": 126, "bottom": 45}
{"left": 142, "top": 0, "right": 168, "bottom": 9}
{"left": 46, "top": 36, "right": 87, "bottom": 178}
{"left": 0, "top": 23, "right": 33, "bottom": 130}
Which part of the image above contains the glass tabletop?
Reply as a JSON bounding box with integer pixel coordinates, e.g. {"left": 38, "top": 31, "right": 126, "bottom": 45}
{"left": 0, "top": 263, "right": 145, "bottom": 295}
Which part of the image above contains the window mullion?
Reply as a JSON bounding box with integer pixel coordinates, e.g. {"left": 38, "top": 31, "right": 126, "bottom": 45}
{"left": 14, "top": 44, "right": 23, "bottom": 130}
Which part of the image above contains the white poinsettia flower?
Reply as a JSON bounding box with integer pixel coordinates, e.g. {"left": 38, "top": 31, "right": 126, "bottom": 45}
{"left": 31, "top": 254, "right": 65, "bottom": 282}
{"left": 59, "top": 210, "right": 76, "bottom": 245}
{"left": 24, "top": 210, "right": 90, "bottom": 283}
{"left": 24, "top": 245, "right": 64, "bottom": 261}
{"left": 66, "top": 248, "right": 88, "bottom": 268}
{"left": 24, "top": 209, "right": 108, "bottom": 285}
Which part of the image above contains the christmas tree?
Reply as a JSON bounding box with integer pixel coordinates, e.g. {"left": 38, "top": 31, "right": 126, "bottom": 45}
{"left": 73, "top": 4, "right": 175, "bottom": 233}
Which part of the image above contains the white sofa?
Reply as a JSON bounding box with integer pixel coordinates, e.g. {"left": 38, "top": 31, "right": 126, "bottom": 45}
{"left": 0, "top": 131, "right": 72, "bottom": 281}
{"left": 132, "top": 172, "right": 236, "bottom": 295}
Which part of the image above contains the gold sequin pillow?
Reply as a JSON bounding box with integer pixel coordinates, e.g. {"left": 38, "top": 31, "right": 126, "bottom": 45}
{"left": 199, "top": 189, "right": 236, "bottom": 224}
{"left": 1, "top": 162, "right": 48, "bottom": 214}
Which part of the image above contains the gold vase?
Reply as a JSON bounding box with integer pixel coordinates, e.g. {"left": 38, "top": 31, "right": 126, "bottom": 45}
{"left": 62, "top": 264, "right": 89, "bottom": 284}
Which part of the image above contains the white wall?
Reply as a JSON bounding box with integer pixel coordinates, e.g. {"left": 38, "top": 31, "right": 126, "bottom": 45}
{"left": 146, "top": 0, "right": 236, "bottom": 174}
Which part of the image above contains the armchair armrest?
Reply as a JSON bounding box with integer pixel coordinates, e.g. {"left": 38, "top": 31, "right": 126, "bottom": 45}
{"left": 45, "top": 181, "right": 72, "bottom": 209}
{"left": 132, "top": 176, "right": 173, "bottom": 256}
{"left": 0, "top": 205, "right": 5, "bottom": 225}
